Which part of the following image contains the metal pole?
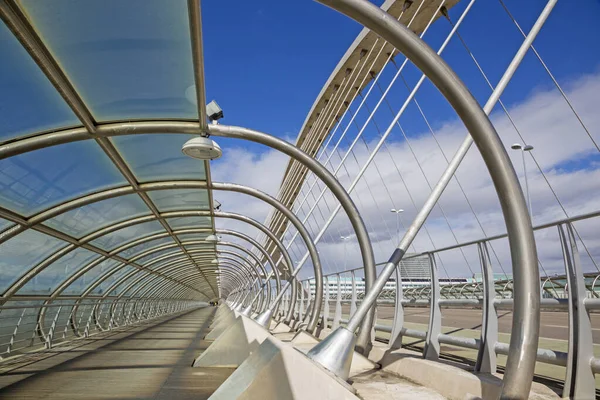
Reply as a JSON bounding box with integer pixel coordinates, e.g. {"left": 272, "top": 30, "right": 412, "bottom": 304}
{"left": 209, "top": 124, "right": 376, "bottom": 351}
{"left": 310, "top": 1, "right": 553, "bottom": 390}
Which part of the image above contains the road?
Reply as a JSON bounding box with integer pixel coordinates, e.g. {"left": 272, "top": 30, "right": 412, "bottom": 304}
{"left": 337, "top": 305, "right": 600, "bottom": 342}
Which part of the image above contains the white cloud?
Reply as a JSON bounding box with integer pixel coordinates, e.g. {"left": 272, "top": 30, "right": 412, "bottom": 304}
{"left": 210, "top": 70, "right": 600, "bottom": 280}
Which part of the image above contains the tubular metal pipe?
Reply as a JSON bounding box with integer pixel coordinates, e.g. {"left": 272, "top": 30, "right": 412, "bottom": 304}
{"left": 313, "top": 0, "right": 546, "bottom": 393}
{"left": 209, "top": 181, "right": 324, "bottom": 332}
{"left": 208, "top": 124, "right": 375, "bottom": 349}
{"left": 217, "top": 229, "right": 281, "bottom": 312}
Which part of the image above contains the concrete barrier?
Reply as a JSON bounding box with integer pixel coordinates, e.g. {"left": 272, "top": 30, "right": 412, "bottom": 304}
{"left": 209, "top": 336, "right": 359, "bottom": 400}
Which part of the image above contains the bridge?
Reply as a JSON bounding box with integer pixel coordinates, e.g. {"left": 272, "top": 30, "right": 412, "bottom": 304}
{"left": 0, "top": 0, "right": 598, "bottom": 399}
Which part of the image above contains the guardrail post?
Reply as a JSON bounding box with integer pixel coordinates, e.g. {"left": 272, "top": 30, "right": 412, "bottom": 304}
{"left": 389, "top": 263, "right": 405, "bottom": 349}
{"left": 63, "top": 306, "right": 75, "bottom": 339}
{"left": 476, "top": 241, "right": 498, "bottom": 373}
{"left": 322, "top": 276, "right": 330, "bottom": 328}
{"left": 350, "top": 270, "right": 357, "bottom": 316}
{"left": 84, "top": 305, "right": 96, "bottom": 337}
{"left": 333, "top": 274, "right": 343, "bottom": 329}
{"left": 299, "top": 281, "right": 305, "bottom": 322}
{"left": 46, "top": 306, "right": 63, "bottom": 349}
{"left": 559, "top": 223, "right": 596, "bottom": 398}
{"left": 424, "top": 253, "right": 441, "bottom": 360}
{"left": 6, "top": 308, "right": 27, "bottom": 355}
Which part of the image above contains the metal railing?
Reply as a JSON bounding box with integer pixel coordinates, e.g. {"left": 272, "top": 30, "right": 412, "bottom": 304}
{"left": 0, "top": 298, "right": 201, "bottom": 361}
{"left": 278, "top": 211, "right": 600, "bottom": 397}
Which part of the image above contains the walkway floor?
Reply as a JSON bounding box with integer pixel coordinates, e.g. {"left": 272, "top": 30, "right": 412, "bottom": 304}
{"left": 0, "top": 307, "right": 233, "bottom": 400}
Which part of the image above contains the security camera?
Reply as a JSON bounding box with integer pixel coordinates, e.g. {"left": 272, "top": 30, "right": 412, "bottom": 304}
{"left": 206, "top": 100, "right": 224, "bottom": 122}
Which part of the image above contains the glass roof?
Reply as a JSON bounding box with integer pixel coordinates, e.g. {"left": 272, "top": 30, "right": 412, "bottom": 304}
{"left": 19, "top": 0, "right": 197, "bottom": 122}
{"left": 0, "top": 19, "right": 79, "bottom": 141}
{"left": 43, "top": 194, "right": 149, "bottom": 238}
{"left": 0, "top": 0, "right": 218, "bottom": 301}
{"left": 0, "top": 141, "right": 126, "bottom": 216}
{"left": 112, "top": 134, "right": 207, "bottom": 182}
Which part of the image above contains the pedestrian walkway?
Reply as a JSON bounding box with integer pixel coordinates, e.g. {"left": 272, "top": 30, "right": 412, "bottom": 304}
{"left": 0, "top": 307, "right": 232, "bottom": 400}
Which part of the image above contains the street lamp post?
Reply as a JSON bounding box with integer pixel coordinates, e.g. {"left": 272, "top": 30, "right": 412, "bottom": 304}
{"left": 390, "top": 209, "right": 404, "bottom": 243}
{"left": 511, "top": 143, "right": 534, "bottom": 219}
{"left": 340, "top": 235, "right": 351, "bottom": 271}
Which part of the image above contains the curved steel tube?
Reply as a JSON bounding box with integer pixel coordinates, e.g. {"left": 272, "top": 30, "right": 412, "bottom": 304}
{"left": 315, "top": 0, "right": 539, "bottom": 395}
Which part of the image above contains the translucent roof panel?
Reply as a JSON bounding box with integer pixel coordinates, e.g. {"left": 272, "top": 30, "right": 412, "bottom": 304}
{"left": 0, "top": 230, "right": 65, "bottom": 293}
{"left": 118, "top": 236, "right": 174, "bottom": 259}
{"left": 0, "top": 141, "right": 126, "bottom": 216}
{"left": 90, "top": 220, "right": 165, "bottom": 251}
{"left": 17, "top": 248, "right": 99, "bottom": 295}
{"left": 62, "top": 258, "right": 120, "bottom": 295}
{"left": 43, "top": 194, "right": 149, "bottom": 238}
{"left": 147, "top": 189, "right": 210, "bottom": 212}
{"left": 0, "top": 217, "right": 12, "bottom": 231}
{"left": 177, "top": 232, "right": 210, "bottom": 242}
{"left": 137, "top": 248, "right": 180, "bottom": 265}
{"left": 112, "top": 134, "right": 206, "bottom": 182}
{"left": 20, "top": 0, "right": 197, "bottom": 122}
{"left": 167, "top": 216, "right": 212, "bottom": 230}
{"left": 100, "top": 266, "right": 137, "bottom": 296}
{"left": 0, "top": 20, "right": 79, "bottom": 142}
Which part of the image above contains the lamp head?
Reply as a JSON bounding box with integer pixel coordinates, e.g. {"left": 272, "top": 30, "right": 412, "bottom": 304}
{"left": 182, "top": 136, "right": 222, "bottom": 160}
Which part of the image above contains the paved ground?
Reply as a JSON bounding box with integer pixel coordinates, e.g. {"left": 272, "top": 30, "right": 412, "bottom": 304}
{"left": 0, "top": 307, "right": 232, "bottom": 400}
{"left": 374, "top": 305, "right": 600, "bottom": 342}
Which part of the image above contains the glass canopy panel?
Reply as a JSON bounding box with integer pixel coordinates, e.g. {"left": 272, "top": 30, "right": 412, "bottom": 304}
{"left": 112, "top": 134, "right": 206, "bottom": 182}
{"left": 44, "top": 194, "right": 150, "bottom": 239}
{"left": 0, "top": 217, "right": 11, "bottom": 231}
{"left": 177, "top": 232, "right": 210, "bottom": 243}
{"left": 166, "top": 216, "right": 212, "bottom": 230}
{"left": 136, "top": 248, "right": 179, "bottom": 265}
{"left": 96, "top": 265, "right": 136, "bottom": 296}
{"left": 147, "top": 189, "right": 210, "bottom": 212}
{"left": 62, "top": 259, "right": 119, "bottom": 295}
{"left": 90, "top": 220, "right": 165, "bottom": 251}
{"left": 0, "top": 141, "right": 126, "bottom": 216}
{"left": 20, "top": 0, "right": 197, "bottom": 122}
{"left": 118, "top": 236, "right": 175, "bottom": 259}
{"left": 0, "top": 230, "right": 64, "bottom": 293}
{"left": 0, "top": 20, "right": 79, "bottom": 142}
{"left": 17, "top": 248, "right": 99, "bottom": 294}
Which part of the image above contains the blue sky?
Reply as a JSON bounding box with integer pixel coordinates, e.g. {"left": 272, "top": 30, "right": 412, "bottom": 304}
{"left": 202, "top": 0, "right": 600, "bottom": 151}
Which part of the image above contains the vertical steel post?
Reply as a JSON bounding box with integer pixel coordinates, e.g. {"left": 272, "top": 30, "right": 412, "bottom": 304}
{"left": 299, "top": 281, "right": 305, "bottom": 322}
{"left": 333, "top": 274, "right": 343, "bottom": 330}
{"left": 389, "top": 263, "right": 405, "bottom": 349}
{"left": 350, "top": 271, "right": 357, "bottom": 316}
{"left": 323, "top": 276, "right": 330, "bottom": 329}
{"left": 424, "top": 254, "right": 440, "bottom": 360}
{"left": 559, "top": 223, "right": 596, "bottom": 399}
{"left": 46, "top": 306, "right": 63, "bottom": 349}
{"left": 7, "top": 308, "right": 27, "bottom": 355}
{"left": 476, "top": 241, "right": 498, "bottom": 373}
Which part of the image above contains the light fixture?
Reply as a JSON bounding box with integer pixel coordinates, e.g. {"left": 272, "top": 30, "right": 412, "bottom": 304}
{"left": 182, "top": 136, "right": 222, "bottom": 160}
{"left": 205, "top": 234, "right": 220, "bottom": 243}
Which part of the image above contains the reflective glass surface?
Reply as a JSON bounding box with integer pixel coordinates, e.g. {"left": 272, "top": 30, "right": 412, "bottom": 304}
{"left": 0, "top": 217, "right": 12, "bottom": 231}
{"left": 95, "top": 265, "right": 136, "bottom": 296}
{"left": 0, "top": 141, "right": 126, "bottom": 216}
{"left": 62, "top": 259, "right": 120, "bottom": 295}
{"left": 148, "top": 189, "right": 210, "bottom": 212}
{"left": 0, "top": 20, "right": 79, "bottom": 141}
{"left": 176, "top": 232, "right": 210, "bottom": 243}
{"left": 118, "top": 236, "right": 174, "bottom": 259}
{"left": 112, "top": 134, "right": 206, "bottom": 182}
{"left": 0, "top": 230, "right": 65, "bottom": 293}
{"left": 91, "top": 220, "right": 165, "bottom": 251}
{"left": 20, "top": 0, "right": 197, "bottom": 122}
{"left": 44, "top": 194, "right": 150, "bottom": 239}
{"left": 136, "top": 247, "right": 179, "bottom": 265}
{"left": 166, "top": 216, "right": 212, "bottom": 230}
{"left": 18, "top": 248, "right": 99, "bottom": 294}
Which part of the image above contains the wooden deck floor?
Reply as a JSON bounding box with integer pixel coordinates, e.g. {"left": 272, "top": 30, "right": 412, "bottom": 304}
{"left": 0, "top": 307, "right": 233, "bottom": 399}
